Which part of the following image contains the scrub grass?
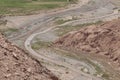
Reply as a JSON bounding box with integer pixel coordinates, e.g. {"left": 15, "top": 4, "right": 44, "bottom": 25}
{"left": 0, "top": 0, "right": 70, "bottom": 15}
{"left": 0, "top": 27, "right": 18, "bottom": 36}
{"left": 31, "top": 40, "right": 52, "bottom": 50}
{"left": 56, "top": 21, "right": 103, "bottom": 36}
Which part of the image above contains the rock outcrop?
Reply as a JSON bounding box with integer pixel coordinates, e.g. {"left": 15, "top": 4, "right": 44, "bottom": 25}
{"left": 54, "top": 19, "right": 120, "bottom": 64}
{"left": 0, "top": 33, "right": 58, "bottom": 80}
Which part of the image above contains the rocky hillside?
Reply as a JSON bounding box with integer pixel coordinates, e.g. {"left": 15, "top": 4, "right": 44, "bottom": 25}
{"left": 0, "top": 33, "right": 58, "bottom": 80}
{"left": 54, "top": 19, "right": 120, "bottom": 65}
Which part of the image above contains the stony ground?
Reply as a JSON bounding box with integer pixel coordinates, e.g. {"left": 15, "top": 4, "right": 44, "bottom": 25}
{"left": 54, "top": 19, "right": 120, "bottom": 66}
{"left": 0, "top": 33, "right": 58, "bottom": 80}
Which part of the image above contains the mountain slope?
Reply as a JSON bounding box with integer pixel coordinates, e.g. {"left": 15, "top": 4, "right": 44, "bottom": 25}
{"left": 0, "top": 33, "right": 58, "bottom": 80}
{"left": 54, "top": 19, "right": 120, "bottom": 65}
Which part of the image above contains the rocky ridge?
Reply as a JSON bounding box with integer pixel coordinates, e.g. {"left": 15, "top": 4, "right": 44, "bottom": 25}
{"left": 54, "top": 19, "right": 120, "bottom": 65}
{"left": 0, "top": 33, "right": 58, "bottom": 80}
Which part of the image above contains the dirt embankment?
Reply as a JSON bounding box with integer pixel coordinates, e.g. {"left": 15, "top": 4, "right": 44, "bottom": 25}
{"left": 0, "top": 33, "right": 58, "bottom": 80}
{"left": 54, "top": 19, "right": 120, "bottom": 65}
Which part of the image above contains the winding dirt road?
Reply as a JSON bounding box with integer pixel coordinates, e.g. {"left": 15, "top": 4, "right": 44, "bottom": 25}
{"left": 24, "top": 9, "right": 120, "bottom": 80}
{"left": 25, "top": 26, "right": 103, "bottom": 80}
{"left": 9, "top": 0, "right": 119, "bottom": 41}
{"left": 8, "top": 0, "right": 120, "bottom": 80}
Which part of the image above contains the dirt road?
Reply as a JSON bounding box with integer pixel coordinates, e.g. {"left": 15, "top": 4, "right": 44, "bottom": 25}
{"left": 7, "top": 0, "right": 120, "bottom": 80}
{"left": 25, "top": 26, "right": 103, "bottom": 80}
{"left": 8, "top": 0, "right": 118, "bottom": 41}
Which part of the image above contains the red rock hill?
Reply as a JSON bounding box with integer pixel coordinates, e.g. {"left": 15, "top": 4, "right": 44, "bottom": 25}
{"left": 54, "top": 19, "right": 120, "bottom": 64}
{"left": 0, "top": 33, "right": 58, "bottom": 80}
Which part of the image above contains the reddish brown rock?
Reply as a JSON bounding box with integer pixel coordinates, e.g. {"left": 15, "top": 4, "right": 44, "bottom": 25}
{"left": 54, "top": 19, "right": 120, "bottom": 64}
{"left": 0, "top": 33, "right": 58, "bottom": 80}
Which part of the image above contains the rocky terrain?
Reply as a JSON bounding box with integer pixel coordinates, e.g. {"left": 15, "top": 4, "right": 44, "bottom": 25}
{"left": 54, "top": 19, "right": 120, "bottom": 65}
{"left": 0, "top": 33, "right": 58, "bottom": 80}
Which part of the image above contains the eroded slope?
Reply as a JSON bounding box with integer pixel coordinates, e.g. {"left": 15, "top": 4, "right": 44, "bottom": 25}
{"left": 0, "top": 33, "right": 58, "bottom": 80}
{"left": 54, "top": 19, "right": 120, "bottom": 65}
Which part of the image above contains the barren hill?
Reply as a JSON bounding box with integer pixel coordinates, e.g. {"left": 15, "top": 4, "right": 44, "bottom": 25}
{"left": 0, "top": 33, "right": 58, "bottom": 80}
{"left": 54, "top": 19, "right": 120, "bottom": 65}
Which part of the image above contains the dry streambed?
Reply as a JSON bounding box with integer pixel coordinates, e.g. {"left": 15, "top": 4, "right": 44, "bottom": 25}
{"left": 31, "top": 29, "right": 110, "bottom": 80}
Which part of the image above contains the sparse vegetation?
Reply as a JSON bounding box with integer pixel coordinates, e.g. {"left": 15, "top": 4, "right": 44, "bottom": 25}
{"left": 0, "top": 28, "right": 18, "bottom": 36}
{"left": 69, "top": 0, "right": 78, "bottom": 4}
{"left": 31, "top": 40, "right": 52, "bottom": 50}
{"left": 55, "top": 19, "right": 71, "bottom": 25}
{"left": 0, "top": 20, "right": 7, "bottom": 25}
{"left": 56, "top": 21, "right": 103, "bottom": 36}
{"left": 85, "top": 59, "right": 110, "bottom": 80}
{"left": 0, "top": 0, "right": 71, "bottom": 15}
